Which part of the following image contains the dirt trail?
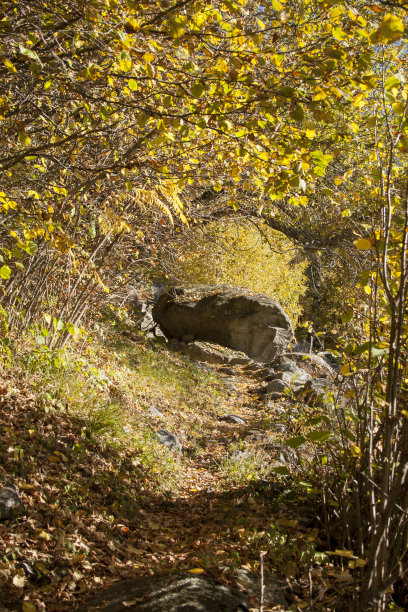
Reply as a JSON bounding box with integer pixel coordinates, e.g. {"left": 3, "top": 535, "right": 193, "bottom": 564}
{"left": 0, "top": 363, "right": 305, "bottom": 611}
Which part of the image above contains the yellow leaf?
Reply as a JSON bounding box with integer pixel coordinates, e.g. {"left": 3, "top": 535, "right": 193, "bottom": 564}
{"left": 313, "top": 87, "right": 327, "bottom": 101}
{"left": 340, "top": 364, "right": 354, "bottom": 376}
{"left": 372, "top": 14, "right": 404, "bottom": 44}
{"left": 271, "top": 0, "right": 283, "bottom": 10}
{"left": 334, "top": 177, "right": 342, "bottom": 186}
{"left": 22, "top": 603, "right": 37, "bottom": 612}
{"left": 188, "top": 568, "right": 206, "bottom": 574}
{"left": 3, "top": 58, "right": 17, "bottom": 73}
{"left": 349, "top": 558, "right": 367, "bottom": 569}
{"left": 350, "top": 443, "right": 361, "bottom": 457}
{"left": 364, "top": 285, "right": 372, "bottom": 295}
{"left": 305, "top": 128, "right": 315, "bottom": 138}
{"left": 334, "top": 549, "right": 354, "bottom": 558}
{"left": 354, "top": 238, "right": 372, "bottom": 250}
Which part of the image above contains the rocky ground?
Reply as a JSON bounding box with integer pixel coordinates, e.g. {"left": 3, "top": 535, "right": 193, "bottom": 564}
{"left": 0, "top": 333, "right": 354, "bottom": 612}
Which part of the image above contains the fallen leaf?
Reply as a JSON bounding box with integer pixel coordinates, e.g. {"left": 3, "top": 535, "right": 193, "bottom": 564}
{"left": 284, "top": 561, "right": 298, "bottom": 577}
{"left": 13, "top": 573, "right": 26, "bottom": 588}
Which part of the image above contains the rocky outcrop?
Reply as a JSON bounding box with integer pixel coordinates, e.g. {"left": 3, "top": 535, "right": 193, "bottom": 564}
{"left": 152, "top": 286, "right": 293, "bottom": 363}
{"left": 79, "top": 572, "right": 250, "bottom": 611}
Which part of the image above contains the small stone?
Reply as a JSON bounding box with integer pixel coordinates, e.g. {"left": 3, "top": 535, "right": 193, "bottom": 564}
{"left": 218, "top": 414, "right": 245, "bottom": 425}
{"left": 157, "top": 430, "right": 183, "bottom": 455}
{"left": 228, "top": 355, "right": 250, "bottom": 365}
{"left": 268, "top": 392, "right": 283, "bottom": 401}
{"left": 148, "top": 406, "right": 164, "bottom": 419}
{"left": 244, "top": 362, "right": 265, "bottom": 373}
{"left": 0, "top": 483, "right": 23, "bottom": 520}
{"left": 267, "top": 379, "right": 288, "bottom": 395}
{"left": 249, "top": 385, "right": 268, "bottom": 395}
{"left": 275, "top": 361, "right": 298, "bottom": 373}
{"left": 219, "top": 366, "right": 236, "bottom": 376}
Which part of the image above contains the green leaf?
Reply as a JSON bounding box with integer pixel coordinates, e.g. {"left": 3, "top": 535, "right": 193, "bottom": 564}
{"left": 306, "top": 431, "right": 333, "bottom": 443}
{"left": 286, "top": 436, "right": 306, "bottom": 449}
{"left": 0, "top": 265, "right": 11, "bottom": 279}
{"left": 168, "top": 16, "right": 184, "bottom": 38}
{"left": 55, "top": 319, "right": 64, "bottom": 332}
{"left": 372, "top": 346, "right": 389, "bottom": 357}
{"left": 19, "top": 44, "right": 43, "bottom": 65}
{"left": 272, "top": 466, "right": 290, "bottom": 475}
{"left": 341, "top": 310, "right": 353, "bottom": 324}
{"left": 290, "top": 106, "right": 304, "bottom": 122}
{"left": 26, "top": 241, "right": 38, "bottom": 255}
{"left": 18, "top": 133, "right": 31, "bottom": 147}
{"left": 191, "top": 83, "right": 204, "bottom": 98}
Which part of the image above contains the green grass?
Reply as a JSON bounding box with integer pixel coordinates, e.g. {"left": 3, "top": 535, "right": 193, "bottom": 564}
{"left": 10, "top": 321, "right": 230, "bottom": 492}
{"left": 215, "top": 440, "right": 276, "bottom": 487}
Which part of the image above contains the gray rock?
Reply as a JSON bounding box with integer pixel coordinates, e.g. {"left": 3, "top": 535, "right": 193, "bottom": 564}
{"left": 184, "top": 341, "right": 230, "bottom": 365}
{"left": 0, "top": 483, "right": 23, "bottom": 520}
{"left": 78, "top": 572, "right": 249, "bottom": 611}
{"left": 152, "top": 285, "right": 293, "bottom": 363}
{"left": 284, "top": 352, "right": 337, "bottom": 378}
{"left": 219, "top": 414, "right": 245, "bottom": 425}
{"left": 266, "top": 379, "right": 288, "bottom": 395}
{"left": 229, "top": 355, "right": 251, "bottom": 366}
{"left": 234, "top": 568, "right": 287, "bottom": 608}
{"left": 319, "top": 351, "right": 341, "bottom": 370}
{"left": 295, "top": 378, "right": 335, "bottom": 406}
{"left": 147, "top": 406, "right": 164, "bottom": 419}
{"left": 275, "top": 361, "right": 298, "bottom": 374}
{"left": 268, "top": 392, "right": 283, "bottom": 400}
{"left": 157, "top": 430, "right": 183, "bottom": 455}
{"left": 290, "top": 340, "right": 312, "bottom": 353}
{"left": 244, "top": 362, "right": 265, "bottom": 373}
{"left": 249, "top": 385, "right": 268, "bottom": 395}
{"left": 274, "top": 368, "right": 311, "bottom": 390}
{"left": 140, "top": 311, "right": 155, "bottom": 332}
{"left": 219, "top": 366, "right": 236, "bottom": 376}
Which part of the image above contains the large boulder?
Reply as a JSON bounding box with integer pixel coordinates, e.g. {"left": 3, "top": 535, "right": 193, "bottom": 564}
{"left": 152, "top": 286, "right": 293, "bottom": 363}
{"left": 78, "top": 572, "right": 249, "bottom": 611}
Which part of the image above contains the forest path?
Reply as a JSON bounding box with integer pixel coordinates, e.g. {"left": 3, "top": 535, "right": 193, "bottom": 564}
{"left": 0, "top": 355, "right": 314, "bottom": 612}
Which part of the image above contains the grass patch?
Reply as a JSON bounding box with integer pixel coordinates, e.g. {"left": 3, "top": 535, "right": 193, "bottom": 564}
{"left": 215, "top": 441, "right": 276, "bottom": 487}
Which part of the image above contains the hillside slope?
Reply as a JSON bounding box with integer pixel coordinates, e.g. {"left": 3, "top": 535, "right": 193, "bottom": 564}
{"left": 0, "top": 325, "right": 347, "bottom": 611}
